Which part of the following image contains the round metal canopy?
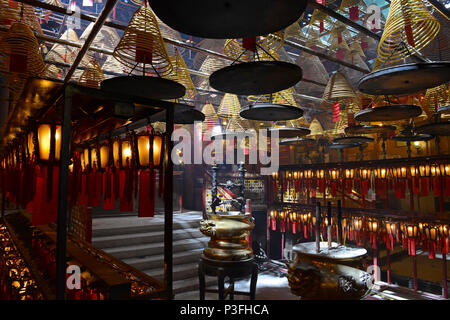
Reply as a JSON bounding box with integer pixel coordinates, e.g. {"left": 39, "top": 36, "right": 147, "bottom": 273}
{"left": 438, "top": 105, "right": 450, "bottom": 115}
{"left": 328, "top": 142, "right": 363, "bottom": 149}
{"left": 268, "top": 127, "right": 310, "bottom": 139}
{"left": 390, "top": 134, "right": 434, "bottom": 142}
{"left": 357, "top": 62, "right": 450, "bottom": 96}
{"left": 174, "top": 109, "right": 205, "bottom": 124}
{"left": 148, "top": 0, "right": 308, "bottom": 39}
{"left": 240, "top": 103, "right": 303, "bottom": 121}
{"left": 354, "top": 105, "right": 422, "bottom": 122}
{"left": 101, "top": 76, "right": 186, "bottom": 100}
{"left": 414, "top": 121, "right": 450, "bottom": 136}
{"left": 333, "top": 136, "right": 374, "bottom": 144}
{"left": 280, "top": 137, "right": 316, "bottom": 145}
{"left": 209, "top": 61, "right": 303, "bottom": 95}
{"left": 344, "top": 124, "right": 396, "bottom": 135}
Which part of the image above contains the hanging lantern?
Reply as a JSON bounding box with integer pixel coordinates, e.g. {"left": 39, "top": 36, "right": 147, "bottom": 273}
{"left": 112, "top": 138, "right": 133, "bottom": 168}
{"left": 352, "top": 216, "right": 363, "bottom": 230}
{"left": 385, "top": 220, "right": 397, "bottom": 235}
{"left": 418, "top": 222, "right": 427, "bottom": 234}
{"left": 367, "top": 218, "right": 379, "bottom": 233}
{"left": 439, "top": 224, "right": 449, "bottom": 237}
{"left": 410, "top": 165, "right": 418, "bottom": 177}
{"left": 360, "top": 168, "right": 371, "bottom": 180}
{"left": 99, "top": 144, "right": 110, "bottom": 170}
{"left": 404, "top": 223, "right": 419, "bottom": 238}
{"left": 345, "top": 168, "right": 354, "bottom": 179}
{"left": 424, "top": 225, "right": 438, "bottom": 242}
{"left": 419, "top": 164, "right": 431, "bottom": 177}
{"left": 136, "top": 133, "right": 163, "bottom": 168}
{"left": 90, "top": 148, "right": 98, "bottom": 169}
{"left": 37, "top": 124, "right": 61, "bottom": 162}
{"left": 376, "top": 167, "right": 387, "bottom": 179}
{"left": 330, "top": 169, "right": 340, "bottom": 180}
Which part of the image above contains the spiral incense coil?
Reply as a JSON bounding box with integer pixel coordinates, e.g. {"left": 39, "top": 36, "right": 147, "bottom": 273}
{"left": 329, "top": 110, "right": 349, "bottom": 135}
{"left": 284, "top": 14, "right": 305, "bottom": 40}
{"left": 0, "top": 1, "right": 42, "bottom": 34}
{"left": 309, "top": 9, "right": 332, "bottom": 26}
{"left": 165, "top": 52, "right": 197, "bottom": 99}
{"left": 192, "top": 39, "right": 226, "bottom": 71}
{"left": 78, "top": 60, "right": 106, "bottom": 88}
{"left": 339, "top": 0, "right": 361, "bottom": 10}
{"left": 247, "top": 87, "right": 298, "bottom": 107}
{"left": 330, "top": 22, "right": 352, "bottom": 42}
{"left": 223, "top": 32, "right": 284, "bottom": 62}
{"left": 322, "top": 71, "right": 357, "bottom": 102}
{"left": 217, "top": 93, "right": 241, "bottom": 119}
{"left": 309, "top": 118, "right": 325, "bottom": 136}
{"left": 422, "top": 83, "right": 450, "bottom": 118}
{"left": 377, "top": 0, "right": 440, "bottom": 63}
{"left": 201, "top": 103, "right": 220, "bottom": 134}
{"left": 349, "top": 42, "right": 365, "bottom": 58}
{"left": 113, "top": 6, "right": 173, "bottom": 76}
{"left": 0, "top": 22, "right": 45, "bottom": 77}
{"left": 305, "top": 27, "right": 325, "bottom": 50}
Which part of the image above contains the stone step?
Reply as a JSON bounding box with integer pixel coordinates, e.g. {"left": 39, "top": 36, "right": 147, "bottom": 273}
{"left": 173, "top": 277, "right": 217, "bottom": 296}
{"left": 144, "top": 262, "right": 200, "bottom": 282}
{"left": 123, "top": 248, "right": 204, "bottom": 270}
{"left": 102, "top": 237, "right": 209, "bottom": 260}
{"left": 93, "top": 228, "right": 204, "bottom": 249}
{"left": 92, "top": 219, "right": 202, "bottom": 238}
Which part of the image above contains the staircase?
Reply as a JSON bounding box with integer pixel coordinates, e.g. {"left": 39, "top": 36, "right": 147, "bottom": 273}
{"left": 91, "top": 211, "right": 216, "bottom": 296}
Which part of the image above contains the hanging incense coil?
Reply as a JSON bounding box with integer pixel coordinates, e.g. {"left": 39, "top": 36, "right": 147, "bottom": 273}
{"left": 422, "top": 83, "right": 450, "bottom": 119}
{"left": 80, "top": 23, "right": 120, "bottom": 62}
{"left": 165, "top": 52, "right": 197, "bottom": 99}
{"left": 305, "top": 27, "right": 325, "bottom": 50}
{"left": 377, "top": 0, "right": 440, "bottom": 63}
{"left": 284, "top": 14, "right": 305, "bottom": 40}
{"left": 309, "top": 9, "right": 332, "bottom": 27}
{"left": 44, "top": 28, "right": 80, "bottom": 78}
{"left": 78, "top": 59, "right": 106, "bottom": 88}
{"left": 155, "top": 14, "right": 182, "bottom": 57}
{"left": 308, "top": 118, "right": 324, "bottom": 136}
{"left": 349, "top": 42, "right": 365, "bottom": 58}
{"left": 113, "top": 6, "right": 173, "bottom": 76}
{"left": 322, "top": 71, "right": 356, "bottom": 102}
{"left": 0, "top": 1, "right": 42, "bottom": 34}
{"left": 248, "top": 87, "right": 298, "bottom": 107}
{"left": 329, "top": 110, "right": 349, "bottom": 135}
{"left": 0, "top": 22, "right": 45, "bottom": 77}
{"left": 201, "top": 103, "right": 220, "bottom": 134}
{"left": 217, "top": 93, "right": 241, "bottom": 119}
{"left": 339, "top": 0, "right": 360, "bottom": 10}
{"left": 223, "top": 32, "right": 284, "bottom": 62}
{"left": 330, "top": 22, "right": 353, "bottom": 42}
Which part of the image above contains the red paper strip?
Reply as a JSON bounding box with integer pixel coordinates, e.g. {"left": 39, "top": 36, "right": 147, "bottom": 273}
{"left": 405, "top": 24, "right": 415, "bottom": 47}
{"left": 138, "top": 170, "right": 155, "bottom": 217}
{"left": 349, "top": 6, "right": 359, "bottom": 21}
{"left": 420, "top": 178, "right": 428, "bottom": 196}
{"left": 9, "top": 53, "right": 28, "bottom": 73}
{"left": 242, "top": 37, "right": 257, "bottom": 52}
{"left": 135, "top": 33, "right": 153, "bottom": 64}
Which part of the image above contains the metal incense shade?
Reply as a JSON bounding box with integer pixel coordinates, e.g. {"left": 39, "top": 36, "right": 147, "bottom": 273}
{"left": 345, "top": 124, "right": 396, "bottom": 135}
{"left": 78, "top": 59, "right": 106, "bottom": 88}
{"left": 322, "top": 71, "right": 357, "bottom": 103}
{"left": 354, "top": 104, "right": 423, "bottom": 122}
{"left": 210, "top": 44, "right": 303, "bottom": 96}
{"left": 358, "top": 62, "right": 450, "bottom": 96}
{"left": 377, "top": 0, "right": 440, "bottom": 63}
{"left": 148, "top": 0, "right": 307, "bottom": 39}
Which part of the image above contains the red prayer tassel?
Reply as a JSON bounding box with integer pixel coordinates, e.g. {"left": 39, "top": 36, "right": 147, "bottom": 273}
{"left": 408, "top": 238, "right": 416, "bottom": 256}
{"left": 280, "top": 220, "right": 286, "bottom": 233}
{"left": 138, "top": 170, "right": 155, "bottom": 217}
{"left": 103, "top": 169, "right": 115, "bottom": 210}
{"left": 361, "top": 179, "right": 369, "bottom": 196}
{"left": 242, "top": 37, "right": 257, "bottom": 52}
{"left": 349, "top": 6, "right": 359, "bottom": 21}
{"left": 331, "top": 181, "right": 337, "bottom": 197}
{"left": 420, "top": 178, "right": 428, "bottom": 196}
{"left": 433, "top": 177, "right": 441, "bottom": 196}
{"left": 405, "top": 24, "right": 415, "bottom": 47}
{"left": 428, "top": 241, "right": 436, "bottom": 259}
{"left": 271, "top": 218, "right": 277, "bottom": 231}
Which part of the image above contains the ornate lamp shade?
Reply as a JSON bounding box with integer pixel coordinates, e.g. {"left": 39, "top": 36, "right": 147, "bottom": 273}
{"left": 322, "top": 71, "right": 357, "bottom": 103}
{"left": 201, "top": 103, "right": 220, "bottom": 134}
{"left": 377, "top": 0, "right": 440, "bottom": 63}
{"left": 217, "top": 93, "right": 241, "bottom": 119}
{"left": 136, "top": 134, "right": 163, "bottom": 167}
{"left": 165, "top": 52, "right": 197, "bottom": 99}
{"left": 112, "top": 6, "right": 173, "bottom": 76}
{"left": 37, "top": 124, "right": 61, "bottom": 162}
{"left": 223, "top": 32, "right": 284, "bottom": 62}
{"left": 78, "top": 60, "right": 106, "bottom": 88}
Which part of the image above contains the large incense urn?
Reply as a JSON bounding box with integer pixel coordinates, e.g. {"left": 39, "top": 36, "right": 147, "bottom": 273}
{"left": 287, "top": 242, "right": 372, "bottom": 300}
{"left": 200, "top": 212, "right": 255, "bottom": 261}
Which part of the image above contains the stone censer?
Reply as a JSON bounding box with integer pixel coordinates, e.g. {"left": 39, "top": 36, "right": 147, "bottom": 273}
{"left": 287, "top": 202, "right": 372, "bottom": 300}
